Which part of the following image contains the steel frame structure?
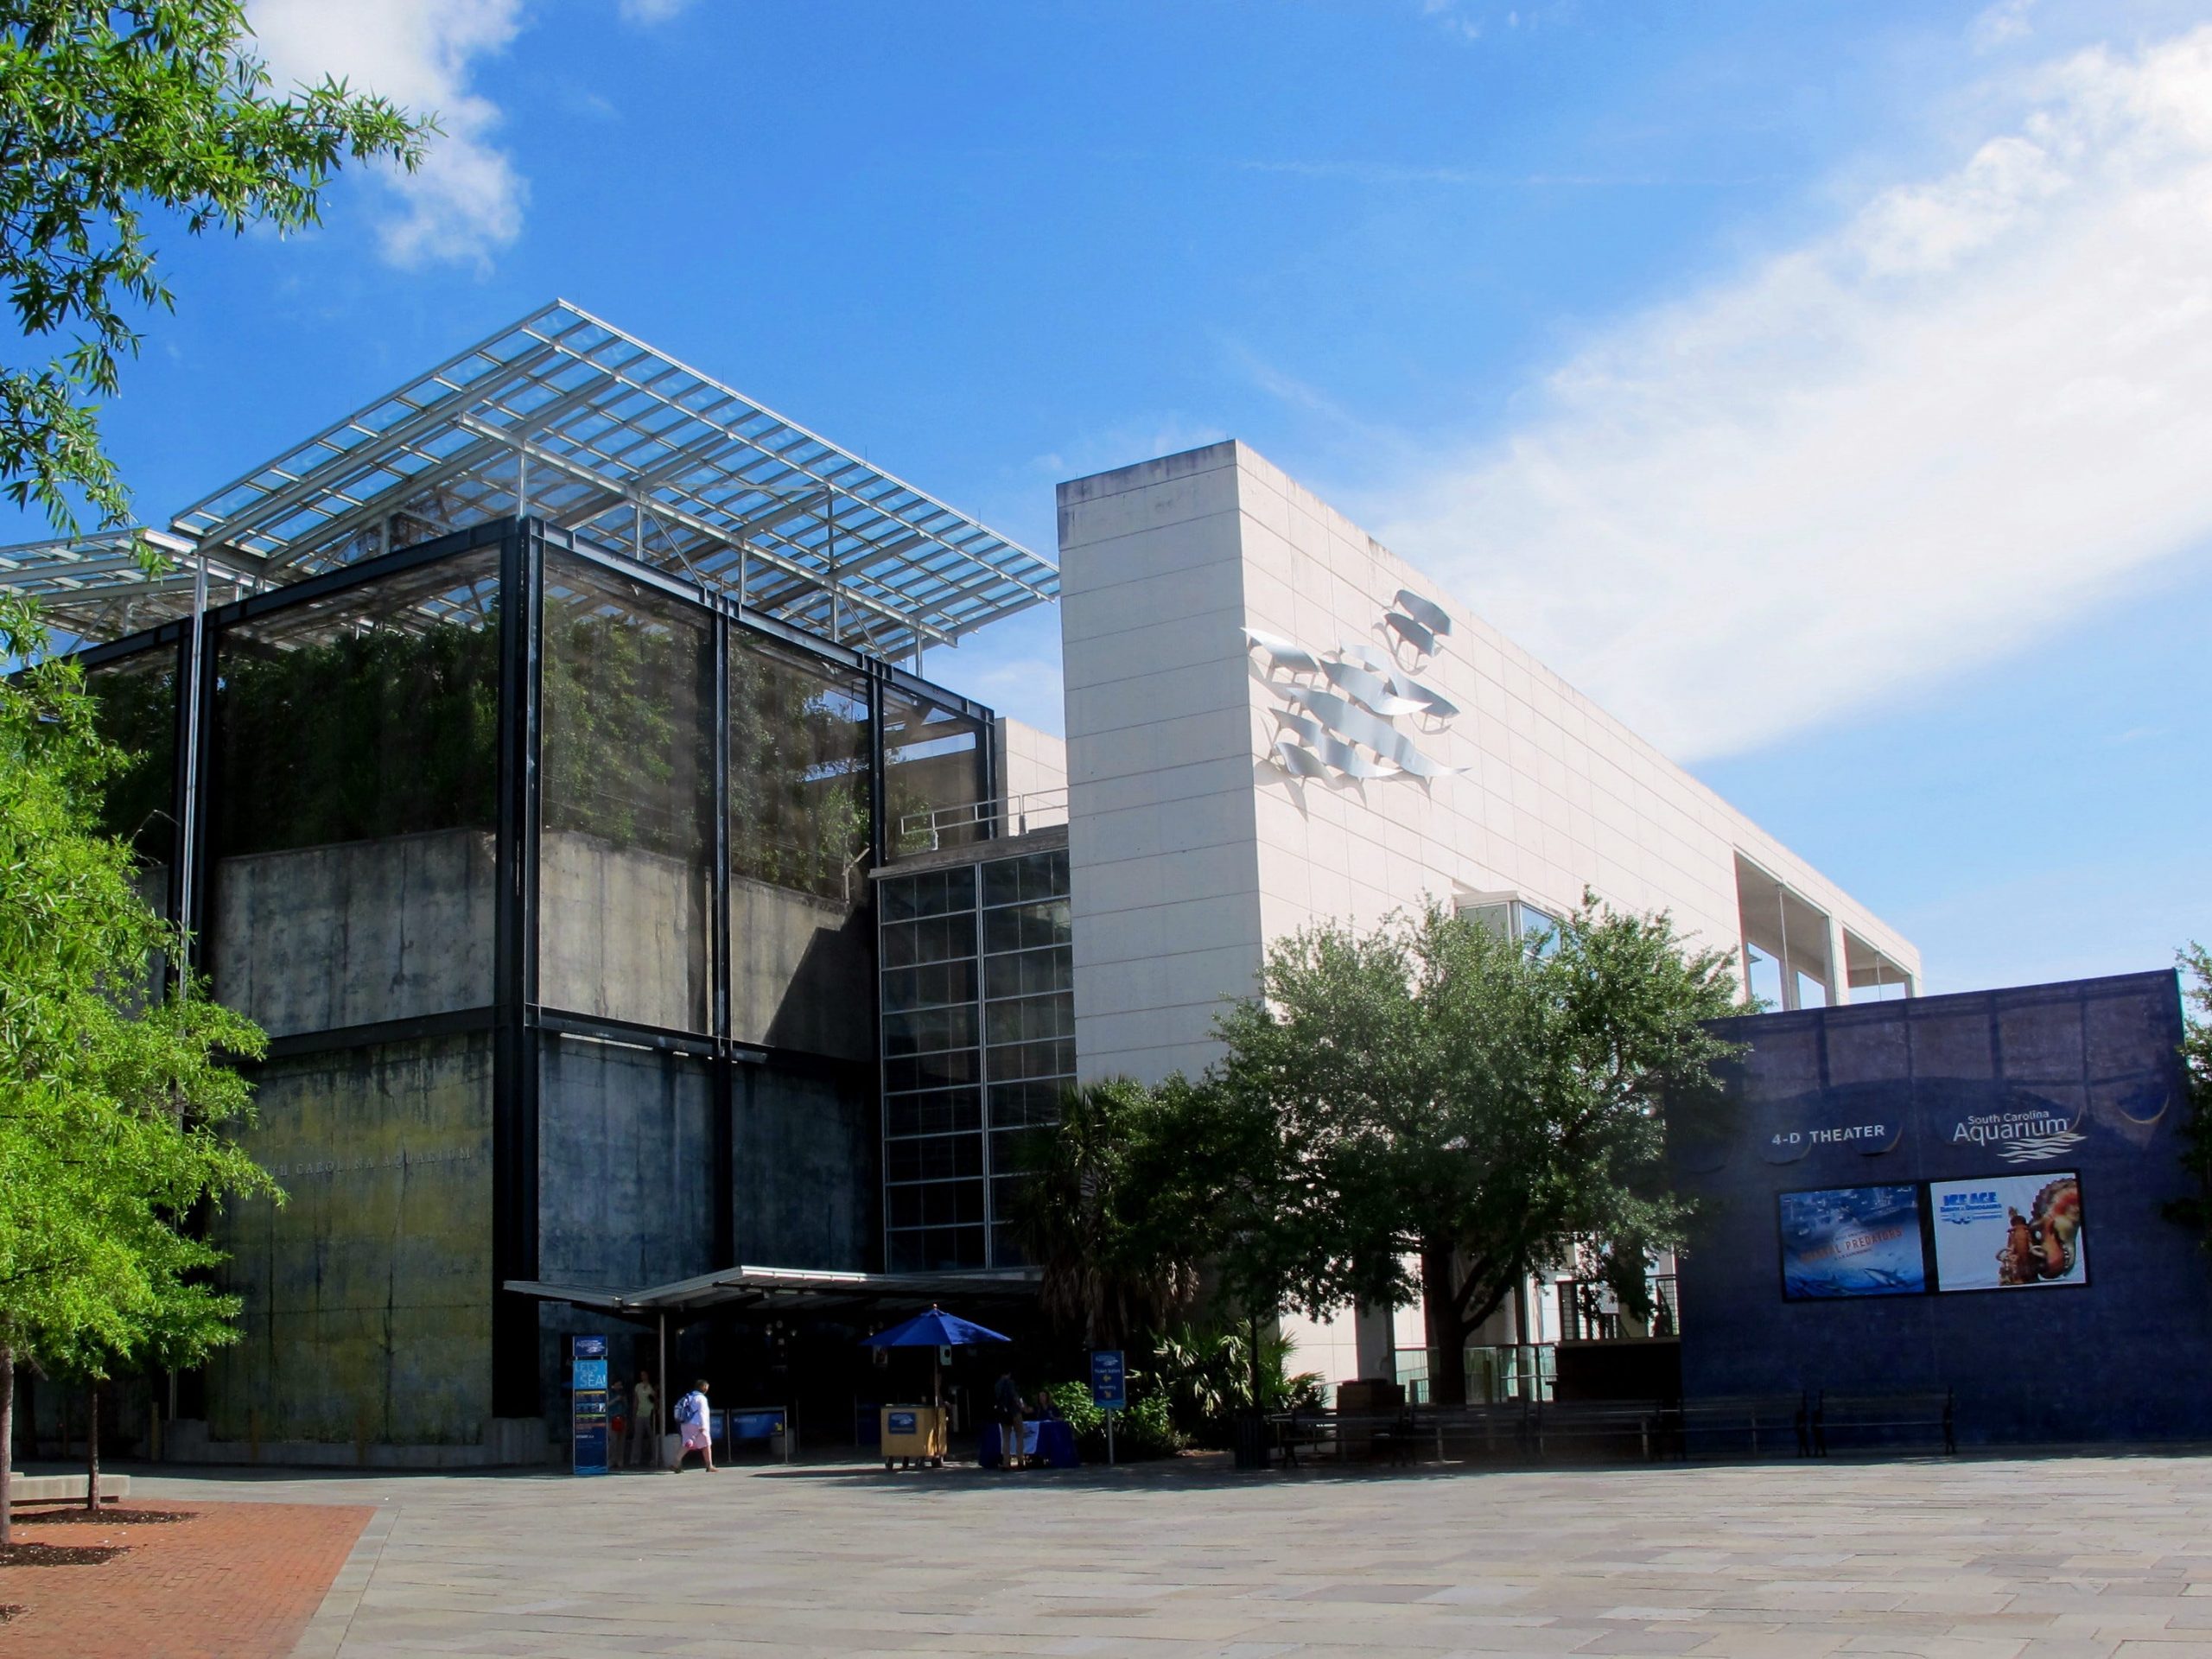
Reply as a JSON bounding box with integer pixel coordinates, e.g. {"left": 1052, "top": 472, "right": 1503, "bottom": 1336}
{"left": 75, "top": 514, "right": 1002, "bottom": 1419}
{"left": 0, "top": 301, "right": 1058, "bottom": 658}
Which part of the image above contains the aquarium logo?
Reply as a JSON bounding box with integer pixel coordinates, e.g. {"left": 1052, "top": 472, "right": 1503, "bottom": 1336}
{"left": 1949, "top": 1104, "right": 2086, "bottom": 1166}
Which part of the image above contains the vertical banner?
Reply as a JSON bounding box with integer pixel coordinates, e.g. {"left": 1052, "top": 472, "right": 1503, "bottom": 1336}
{"left": 572, "top": 1333, "right": 609, "bottom": 1476}
{"left": 1090, "top": 1350, "right": 1125, "bottom": 1467}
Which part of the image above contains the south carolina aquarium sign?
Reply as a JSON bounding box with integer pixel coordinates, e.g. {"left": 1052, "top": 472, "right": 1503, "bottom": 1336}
{"left": 1949, "top": 1103, "right": 2087, "bottom": 1165}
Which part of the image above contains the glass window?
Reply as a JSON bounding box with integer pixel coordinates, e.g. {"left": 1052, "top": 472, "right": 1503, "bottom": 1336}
{"left": 881, "top": 688, "right": 985, "bottom": 855}
{"left": 885, "top": 1134, "right": 984, "bottom": 1184}
{"left": 879, "top": 865, "right": 976, "bottom": 922}
{"left": 880, "top": 958, "right": 978, "bottom": 1014}
{"left": 982, "top": 898, "right": 1071, "bottom": 955}
{"left": 208, "top": 549, "right": 500, "bottom": 1037}
{"left": 728, "top": 633, "right": 870, "bottom": 903}
{"left": 81, "top": 645, "right": 179, "bottom": 874}
{"left": 881, "top": 1001, "right": 979, "bottom": 1057}
{"left": 981, "top": 850, "right": 1067, "bottom": 909}
{"left": 986, "top": 1037, "right": 1076, "bottom": 1082}
{"left": 983, "top": 945, "right": 1072, "bottom": 1001}
{"left": 538, "top": 552, "right": 713, "bottom": 1033}
{"left": 985, "top": 992, "right": 1074, "bottom": 1047}
{"left": 887, "top": 1225, "right": 986, "bottom": 1271}
{"left": 988, "top": 1079, "right": 1066, "bottom": 1129}
{"left": 880, "top": 913, "right": 977, "bottom": 969}
{"left": 883, "top": 1049, "right": 980, "bottom": 1094}
{"left": 885, "top": 1088, "right": 981, "bottom": 1138}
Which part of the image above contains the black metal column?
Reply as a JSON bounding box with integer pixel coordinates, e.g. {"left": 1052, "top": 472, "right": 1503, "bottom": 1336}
{"left": 491, "top": 518, "right": 543, "bottom": 1419}
{"left": 709, "top": 609, "right": 735, "bottom": 1268}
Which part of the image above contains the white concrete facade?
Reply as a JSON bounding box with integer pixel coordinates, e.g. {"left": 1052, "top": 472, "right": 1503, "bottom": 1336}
{"left": 1058, "top": 439, "right": 1919, "bottom": 1091}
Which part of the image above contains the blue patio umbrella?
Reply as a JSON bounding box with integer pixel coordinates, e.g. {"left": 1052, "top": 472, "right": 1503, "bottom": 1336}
{"left": 862, "top": 1305, "right": 1011, "bottom": 1409}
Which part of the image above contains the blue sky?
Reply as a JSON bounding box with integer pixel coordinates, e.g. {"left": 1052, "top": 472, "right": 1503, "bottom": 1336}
{"left": 16, "top": 0, "right": 2210, "bottom": 995}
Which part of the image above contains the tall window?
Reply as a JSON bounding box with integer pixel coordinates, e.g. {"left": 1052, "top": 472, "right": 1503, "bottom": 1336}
{"left": 878, "top": 845, "right": 1071, "bottom": 1270}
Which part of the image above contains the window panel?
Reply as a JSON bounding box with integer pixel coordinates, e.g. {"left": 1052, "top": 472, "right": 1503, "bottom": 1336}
{"left": 983, "top": 945, "right": 1071, "bottom": 1001}
{"left": 883, "top": 1049, "right": 979, "bottom": 1094}
{"left": 988, "top": 1079, "right": 1066, "bottom": 1129}
{"left": 885, "top": 1087, "right": 982, "bottom": 1138}
{"left": 880, "top": 959, "right": 977, "bottom": 1014}
{"left": 982, "top": 898, "right": 1071, "bottom": 955}
{"left": 882, "top": 688, "right": 985, "bottom": 855}
{"left": 886, "top": 1133, "right": 984, "bottom": 1184}
{"left": 985, "top": 1038, "right": 1076, "bottom": 1083}
{"left": 985, "top": 991, "right": 1075, "bottom": 1046}
{"left": 881, "top": 1001, "right": 979, "bottom": 1057}
{"left": 539, "top": 551, "right": 713, "bottom": 1033}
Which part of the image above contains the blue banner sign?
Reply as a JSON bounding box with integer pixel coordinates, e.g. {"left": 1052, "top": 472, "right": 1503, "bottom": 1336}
{"left": 1090, "top": 1350, "right": 1126, "bottom": 1410}
{"left": 572, "top": 1334, "right": 608, "bottom": 1475}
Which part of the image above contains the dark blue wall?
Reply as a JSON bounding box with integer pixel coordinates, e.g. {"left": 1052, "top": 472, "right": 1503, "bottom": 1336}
{"left": 1675, "top": 969, "right": 2206, "bottom": 1443}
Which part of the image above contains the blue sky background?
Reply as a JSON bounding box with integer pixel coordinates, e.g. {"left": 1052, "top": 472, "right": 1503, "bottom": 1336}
{"left": 11, "top": 0, "right": 2208, "bottom": 995}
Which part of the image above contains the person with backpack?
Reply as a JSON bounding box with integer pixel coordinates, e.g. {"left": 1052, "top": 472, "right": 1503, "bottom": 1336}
{"left": 671, "top": 1377, "right": 715, "bottom": 1472}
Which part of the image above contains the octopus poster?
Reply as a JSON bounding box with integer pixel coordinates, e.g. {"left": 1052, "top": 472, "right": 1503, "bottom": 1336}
{"left": 1930, "top": 1172, "right": 2087, "bottom": 1292}
{"left": 1779, "top": 1184, "right": 1930, "bottom": 1300}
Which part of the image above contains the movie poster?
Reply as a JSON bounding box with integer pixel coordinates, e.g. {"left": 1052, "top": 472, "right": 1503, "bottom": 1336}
{"left": 1778, "top": 1184, "right": 1929, "bottom": 1300}
{"left": 1929, "top": 1172, "right": 2086, "bottom": 1293}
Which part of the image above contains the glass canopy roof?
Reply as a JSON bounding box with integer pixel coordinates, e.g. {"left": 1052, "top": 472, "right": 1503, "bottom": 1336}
{"left": 0, "top": 300, "right": 1058, "bottom": 654}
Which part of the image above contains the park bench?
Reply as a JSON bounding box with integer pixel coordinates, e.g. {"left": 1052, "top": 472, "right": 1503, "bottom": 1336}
{"left": 1528, "top": 1398, "right": 1668, "bottom": 1459}
{"left": 1664, "top": 1394, "right": 1812, "bottom": 1459}
{"left": 1808, "top": 1388, "right": 1955, "bottom": 1456}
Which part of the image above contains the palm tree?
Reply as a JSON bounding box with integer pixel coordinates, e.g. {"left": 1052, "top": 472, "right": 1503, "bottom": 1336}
{"left": 1004, "top": 1079, "right": 1205, "bottom": 1349}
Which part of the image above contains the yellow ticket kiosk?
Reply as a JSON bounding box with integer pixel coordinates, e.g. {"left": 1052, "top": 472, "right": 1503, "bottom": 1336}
{"left": 880, "top": 1404, "right": 947, "bottom": 1470}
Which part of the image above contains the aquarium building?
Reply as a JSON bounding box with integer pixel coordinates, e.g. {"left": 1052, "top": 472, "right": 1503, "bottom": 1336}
{"left": 0, "top": 303, "right": 1933, "bottom": 1460}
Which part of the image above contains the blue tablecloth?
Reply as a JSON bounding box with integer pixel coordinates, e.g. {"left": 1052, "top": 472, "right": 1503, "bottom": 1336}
{"left": 976, "top": 1418, "right": 1078, "bottom": 1468}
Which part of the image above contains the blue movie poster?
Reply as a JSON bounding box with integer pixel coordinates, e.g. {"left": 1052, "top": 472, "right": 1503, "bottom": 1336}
{"left": 1779, "top": 1184, "right": 1929, "bottom": 1300}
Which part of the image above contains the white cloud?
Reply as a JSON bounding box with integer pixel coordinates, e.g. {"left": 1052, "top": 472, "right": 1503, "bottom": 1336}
{"left": 1974, "top": 0, "right": 2038, "bottom": 51}
{"left": 618, "top": 0, "right": 696, "bottom": 21}
{"left": 248, "top": 0, "right": 528, "bottom": 270}
{"left": 1370, "top": 25, "right": 2212, "bottom": 761}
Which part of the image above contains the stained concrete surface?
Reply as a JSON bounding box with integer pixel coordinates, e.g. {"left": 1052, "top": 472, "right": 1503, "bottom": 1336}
{"left": 126, "top": 1449, "right": 2212, "bottom": 1657}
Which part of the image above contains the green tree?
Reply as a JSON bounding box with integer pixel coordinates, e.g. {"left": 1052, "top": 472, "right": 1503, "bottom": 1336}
{"left": 2164, "top": 944, "right": 2212, "bottom": 1248}
{"left": 0, "top": 0, "right": 429, "bottom": 531}
{"left": 1213, "top": 894, "right": 1741, "bottom": 1406}
{"left": 0, "top": 595, "right": 273, "bottom": 1542}
{"left": 1005, "top": 1078, "right": 1213, "bottom": 1350}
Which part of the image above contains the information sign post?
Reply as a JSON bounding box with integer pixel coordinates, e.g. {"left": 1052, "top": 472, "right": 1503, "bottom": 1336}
{"left": 1090, "top": 1350, "right": 1125, "bottom": 1466}
{"left": 572, "top": 1334, "right": 608, "bottom": 1476}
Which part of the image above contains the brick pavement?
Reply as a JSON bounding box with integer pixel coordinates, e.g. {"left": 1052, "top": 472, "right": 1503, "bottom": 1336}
{"left": 99, "top": 1451, "right": 2212, "bottom": 1656}
{"left": 0, "top": 1497, "right": 370, "bottom": 1658}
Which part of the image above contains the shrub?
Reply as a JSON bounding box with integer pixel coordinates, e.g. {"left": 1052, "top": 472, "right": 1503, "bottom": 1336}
{"left": 1044, "top": 1380, "right": 1183, "bottom": 1461}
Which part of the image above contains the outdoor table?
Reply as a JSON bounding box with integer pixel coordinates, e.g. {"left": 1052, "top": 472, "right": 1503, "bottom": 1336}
{"left": 976, "top": 1419, "right": 1079, "bottom": 1469}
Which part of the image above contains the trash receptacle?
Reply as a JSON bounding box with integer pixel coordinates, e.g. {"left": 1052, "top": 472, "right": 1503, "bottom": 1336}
{"left": 1233, "top": 1408, "right": 1270, "bottom": 1471}
{"left": 880, "top": 1404, "right": 947, "bottom": 1470}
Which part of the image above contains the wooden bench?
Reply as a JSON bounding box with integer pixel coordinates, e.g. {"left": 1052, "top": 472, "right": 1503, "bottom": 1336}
{"left": 1666, "top": 1394, "right": 1811, "bottom": 1459}
{"left": 1529, "top": 1398, "right": 1667, "bottom": 1459}
{"left": 1810, "top": 1389, "right": 1955, "bottom": 1456}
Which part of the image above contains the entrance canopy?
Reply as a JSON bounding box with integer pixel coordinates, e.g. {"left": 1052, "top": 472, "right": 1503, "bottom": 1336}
{"left": 0, "top": 300, "right": 1058, "bottom": 657}
{"left": 505, "top": 1263, "right": 1039, "bottom": 1322}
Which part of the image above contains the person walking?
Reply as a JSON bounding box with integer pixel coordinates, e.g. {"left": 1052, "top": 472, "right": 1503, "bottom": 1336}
{"left": 671, "top": 1377, "right": 715, "bottom": 1473}
{"left": 607, "top": 1373, "right": 630, "bottom": 1469}
{"left": 994, "top": 1370, "right": 1026, "bottom": 1470}
{"left": 630, "top": 1369, "right": 658, "bottom": 1470}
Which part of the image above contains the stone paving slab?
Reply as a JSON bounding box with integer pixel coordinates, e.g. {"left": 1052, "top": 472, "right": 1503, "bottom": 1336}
{"left": 113, "top": 1452, "right": 2212, "bottom": 1658}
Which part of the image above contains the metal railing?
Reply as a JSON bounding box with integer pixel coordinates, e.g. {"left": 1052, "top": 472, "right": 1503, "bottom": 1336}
{"left": 895, "top": 787, "right": 1069, "bottom": 853}
{"left": 1557, "top": 1274, "right": 1679, "bottom": 1343}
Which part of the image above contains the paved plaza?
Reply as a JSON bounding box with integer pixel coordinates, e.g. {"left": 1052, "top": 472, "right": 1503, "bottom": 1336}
{"left": 120, "top": 1451, "right": 2212, "bottom": 1657}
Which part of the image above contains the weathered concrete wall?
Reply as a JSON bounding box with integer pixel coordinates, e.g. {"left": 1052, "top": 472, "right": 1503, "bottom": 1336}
{"left": 537, "top": 1035, "right": 716, "bottom": 1289}
{"left": 729, "top": 875, "right": 872, "bottom": 1060}
{"left": 539, "top": 829, "right": 709, "bottom": 1032}
{"left": 212, "top": 830, "right": 495, "bottom": 1039}
{"left": 733, "top": 1059, "right": 875, "bottom": 1270}
{"left": 536, "top": 1033, "right": 717, "bottom": 1426}
{"left": 208, "top": 1033, "right": 494, "bottom": 1450}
